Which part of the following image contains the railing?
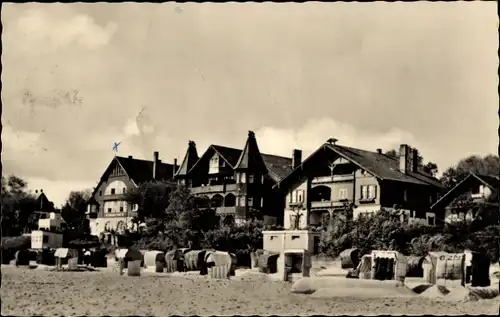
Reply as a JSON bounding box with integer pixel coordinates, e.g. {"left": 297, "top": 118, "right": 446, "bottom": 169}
{"left": 215, "top": 206, "right": 246, "bottom": 217}
{"left": 190, "top": 183, "right": 240, "bottom": 195}
{"left": 310, "top": 200, "right": 349, "bottom": 209}
{"left": 311, "top": 174, "right": 354, "bottom": 184}
{"left": 102, "top": 193, "right": 128, "bottom": 201}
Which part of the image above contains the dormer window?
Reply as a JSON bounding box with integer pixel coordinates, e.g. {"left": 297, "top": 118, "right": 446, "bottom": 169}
{"left": 237, "top": 172, "right": 246, "bottom": 184}
{"left": 209, "top": 154, "right": 219, "bottom": 174}
{"left": 110, "top": 188, "right": 116, "bottom": 195}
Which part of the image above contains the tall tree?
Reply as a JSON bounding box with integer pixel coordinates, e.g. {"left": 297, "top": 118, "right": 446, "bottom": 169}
{"left": 61, "top": 190, "right": 91, "bottom": 234}
{"left": 384, "top": 149, "right": 439, "bottom": 176}
{"left": 1, "top": 175, "right": 37, "bottom": 236}
{"left": 125, "top": 181, "right": 176, "bottom": 223}
{"left": 440, "top": 154, "right": 500, "bottom": 189}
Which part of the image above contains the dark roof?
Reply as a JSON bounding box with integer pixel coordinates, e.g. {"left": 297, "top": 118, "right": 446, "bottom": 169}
{"left": 175, "top": 141, "right": 199, "bottom": 177}
{"left": 431, "top": 173, "right": 500, "bottom": 211}
{"left": 275, "top": 143, "right": 444, "bottom": 189}
{"left": 90, "top": 156, "right": 176, "bottom": 200}
{"left": 34, "top": 192, "right": 55, "bottom": 212}
{"left": 188, "top": 144, "right": 293, "bottom": 183}
{"left": 115, "top": 156, "right": 175, "bottom": 184}
{"left": 234, "top": 131, "right": 268, "bottom": 172}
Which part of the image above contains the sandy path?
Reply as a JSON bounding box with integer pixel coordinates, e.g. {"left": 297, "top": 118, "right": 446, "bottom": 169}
{"left": 1, "top": 266, "right": 499, "bottom": 316}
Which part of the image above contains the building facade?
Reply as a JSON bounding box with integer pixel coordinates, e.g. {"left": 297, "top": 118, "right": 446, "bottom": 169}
{"left": 174, "top": 131, "right": 296, "bottom": 225}
{"left": 431, "top": 173, "right": 499, "bottom": 224}
{"left": 274, "top": 139, "right": 446, "bottom": 229}
{"left": 86, "top": 151, "right": 177, "bottom": 237}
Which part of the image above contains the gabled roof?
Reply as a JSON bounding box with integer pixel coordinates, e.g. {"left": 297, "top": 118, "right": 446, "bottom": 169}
{"left": 274, "top": 142, "right": 445, "bottom": 189}
{"left": 90, "top": 155, "right": 176, "bottom": 199}
{"left": 186, "top": 144, "right": 293, "bottom": 183}
{"left": 430, "top": 173, "right": 500, "bottom": 211}
{"left": 234, "top": 131, "right": 268, "bottom": 172}
{"left": 175, "top": 141, "right": 199, "bottom": 177}
{"left": 34, "top": 192, "right": 55, "bottom": 212}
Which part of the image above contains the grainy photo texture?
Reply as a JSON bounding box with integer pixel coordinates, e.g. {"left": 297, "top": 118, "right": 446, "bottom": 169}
{"left": 1, "top": 2, "right": 499, "bottom": 316}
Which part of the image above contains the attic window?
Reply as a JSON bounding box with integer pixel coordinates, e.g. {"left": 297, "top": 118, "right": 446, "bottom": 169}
{"left": 110, "top": 188, "right": 116, "bottom": 195}
{"left": 99, "top": 191, "right": 102, "bottom": 196}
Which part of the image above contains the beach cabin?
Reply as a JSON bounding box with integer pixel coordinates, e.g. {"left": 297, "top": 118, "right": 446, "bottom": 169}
{"left": 144, "top": 251, "right": 166, "bottom": 273}
{"left": 406, "top": 256, "right": 425, "bottom": 278}
{"left": 54, "top": 248, "right": 79, "bottom": 270}
{"left": 370, "top": 250, "right": 407, "bottom": 282}
{"left": 205, "top": 251, "right": 237, "bottom": 279}
{"left": 423, "top": 252, "right": 465, "bottom": 286}
{"left": 464, "top": 250, "right": 491, "bottom": 287}
{"left": 339, "top": 248, "right": 360, "bottom": 270}
{"left": 115, "top": 248, "right": 143, "bottom": 276}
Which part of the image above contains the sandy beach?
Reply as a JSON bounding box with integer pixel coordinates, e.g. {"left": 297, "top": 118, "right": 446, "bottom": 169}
{"left": 1, "top": 265, "right": 499, "bottom": 316}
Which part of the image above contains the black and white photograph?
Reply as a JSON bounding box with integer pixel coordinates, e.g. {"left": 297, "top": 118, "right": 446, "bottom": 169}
{"left": 1, "top": 2, "right": 499, "bottom": 315}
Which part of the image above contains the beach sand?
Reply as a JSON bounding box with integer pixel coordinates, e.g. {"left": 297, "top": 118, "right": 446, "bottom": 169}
{"left": 1, "top": 265, "right": 499, "bottom": 316}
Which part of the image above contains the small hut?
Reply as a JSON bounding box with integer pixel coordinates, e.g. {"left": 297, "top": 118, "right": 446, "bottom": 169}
{"left": 406, "top": 256, "right": 425, "bottom": 278}
{"left": 257, "top": 251, "right": 279, "bottom": 274}
{"left": 118, "top": 249, "right": 143, "bottom": 276}
{"left": 339, "top": 248, "right": 360, "bottom": 270}
{"left": 205, "top": 251, "right": 237, "bottom": 279}
{"left": 370, "top": 250, "right": 408, "bottom": 282}
{"left": 14, "top": 249, "right": 36, "bottom": 266}
{"left": 185, "top": 250, "right": 209, "bottom": 275}
{"left": 423, "top": 252, "right": 465, "bottom": 286}
{"left": 357, "top": 254, "right": 373, "bottom": 279}
{"left": 54, "top": 248, "right": 79, "bottom": 270}
{"left": 35, "top": 248, "right": 56, "bottom": 266}
{"left": 165, "top": 249, "right": 186, "bottom": 273}
{"left": 250, "top": 249, "right": 265, "bottom": 269}
{"left": 144, "top": 251, "right": 166, "bottom": 273}
{"left": 464, "top": 250, "right": 490, "bottom": 287}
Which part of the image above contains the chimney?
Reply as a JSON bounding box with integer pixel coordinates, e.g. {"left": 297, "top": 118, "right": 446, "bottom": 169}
{"left": 153, "top": 151, "right": 159, "bottom": 180}
{"left": 376, "top": 149, "right": 382, "bottom": 154}
{"left": 128, "top": 155, "right": 133, "bottom": 159}
{"left": 399, "top": 144, "right": 409, "bottom": 173}
{"left": 411, "top": 148, "right": 419, "bottom": 172}
{"left": 292, "top": 149, "right": 302, "bottom": 168}
{"left": 173, "top": 158, "right": 178, "bottom": 175}
{"left": 327, "top": 138, "right": 338, "bottom": 145}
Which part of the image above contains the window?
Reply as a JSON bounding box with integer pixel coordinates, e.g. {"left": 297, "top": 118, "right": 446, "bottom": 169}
{"left": 427, "top": 216, "right": 435, "bottom": 226}
{"left": 248, "top": 174, "right": 254, "bottom": 183}
{"left": 410, "top": 210, "right": 414, "bottom": 218}
{"left": 99, "top": 191, "right": 102, "bottom": 196}
{"left": 239, "top": 196, "right": 246, "bottom": 207}
{"left": 122, "top": 188, "right": 126, "bottom": 194}
{"left": 338, "top": 188, "right": 348, "bottom": 199}
{"left": 261, "top": 175, "right": 265, "bottom": 183}
{"left": 261, "top": 197, "right": 264, "bottom": 207}
{"left": 110, "top": 188, "right": 116, "bottom": 195}
{"left": 361, "top": 185, "right": 369, "bottom": 199}
{"left": 209, "top": 154, "right": 219, "bottom": 174}
{"left": 42, "top": 235, "right": 49, "bottom": 243}
{"left": 368, "top": 185, "right": 377, "bottom": 199}
{"left": 108, "top": 208, "right": 112, "bottom": 213}
{"left": 403, "top": 189, "right": 408, "bottom": 202}
{"left": 248, "top": 197, "right": 253, "bottom": 207}
{"left": 297, "top": 190, "right": 304, "bottom": 203}
{"left": 240, "top": 173, "right": 246, "bottom": 183}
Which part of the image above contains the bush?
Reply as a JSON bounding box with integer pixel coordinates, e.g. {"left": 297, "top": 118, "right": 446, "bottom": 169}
{"left": 319, "top": 207, "right": 500, "bottom": 263}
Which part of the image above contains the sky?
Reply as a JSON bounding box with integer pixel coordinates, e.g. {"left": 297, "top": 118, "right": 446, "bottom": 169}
{"left": 2, "top": 2, "right": 498, "bottom": 207}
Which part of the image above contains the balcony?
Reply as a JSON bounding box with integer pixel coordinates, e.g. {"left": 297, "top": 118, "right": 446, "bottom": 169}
{"left": 310, "top": 199, "right": 350, "bottom": 209}
{"left": 102, "top": 193, "right": 128, "bottom": 201}
{"left": 190, "top": 183, "right": 240, "bottom": 195}
{"left": 311, "top": 174, "right": 354, "bottom": 184}
{"left": 215, "top": 206, "right": 246, "bottom": 218}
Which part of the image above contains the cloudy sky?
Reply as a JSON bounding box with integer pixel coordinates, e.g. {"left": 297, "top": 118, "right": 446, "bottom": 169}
{"left": 2, "top": 2, "right": 498, "bottom": 206}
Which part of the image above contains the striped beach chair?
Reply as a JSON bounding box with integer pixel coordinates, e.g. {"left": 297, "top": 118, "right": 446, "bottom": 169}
{"left": 209, "top": 264, "right": 231, "bottom": 279}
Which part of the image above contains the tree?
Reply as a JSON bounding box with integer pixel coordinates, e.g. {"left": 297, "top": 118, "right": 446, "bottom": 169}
{"left": 1, "top": 175, "right": 37, "bottom": 236}
{"left": 61, "top": 190, "right": 91, "bottom": 235}
{"left": 440, "top": 154, "right": 500, "bottom": 189}
{"left": 125, "top": 181, "right": 176, "bottom": 223}
{"left": 384, "top": 149, "right": 439, "bottom": 176}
